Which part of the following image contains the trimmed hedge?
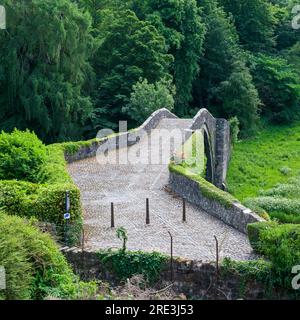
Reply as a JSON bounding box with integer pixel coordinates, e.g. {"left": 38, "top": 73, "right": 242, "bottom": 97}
{"left": 247, "top": 221, "right": 277, "bottom": 250}
{"left": 247, "top": 222, "right": 300, "bottom": 292}
{"left": 0, "top": 133, "right": 83, "bottom": 243}
{"left": 37, "top": 144, "right": 73, "bottom": 184}
{"left": 0, "top": 213, "right": 97, "bottom": 300}
{"left": 0, "top": 180, "right": 81, "bottom": 225}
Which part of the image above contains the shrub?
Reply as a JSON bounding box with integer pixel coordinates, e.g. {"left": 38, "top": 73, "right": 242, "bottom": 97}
{"left": 0, "top": 137, "right": 83, "bottom": 244}
{"left": 247, "top": 221, "right": 300, "bottom": 292}
{"left": 0, "top": 129, "right": 47, "bottom": 182}
{"left": 222, "top": 258, "right": 273, "bottom": 296}
{"left": 279, "top": 167, "right": 292, "bottom": 176}
{"left": 229, "top": 116, "right": 240, "bottom": 145}
{"left": 245, "top": 196, "right": 300, "bottom": 216}
{"left": 0, "top": 180, "right": 81, "bottom": 225}
{"left": 0, "top": 180, "right": 82, "bottom": 244}
{"left": 98, "top": 249, "right": 168, "bottom": 285}
{"left": 260, "top": 181, "right": 300, "bottom": 198}
{"left": 0, "top": 213, "right": 97, "bottom": 300}
{"left": 247, "top": 221, "right": 277, "bottom": 250}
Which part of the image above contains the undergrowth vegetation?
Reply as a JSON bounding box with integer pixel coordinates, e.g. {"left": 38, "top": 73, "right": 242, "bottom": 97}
{"left": 0, "top": 213, "right": 98, "bottom": 300}
{"left": 222, "top": 222, "right": 300, "bottom": 299}
{"left": 98, "top": 250, "right": 168, "bottom": 285}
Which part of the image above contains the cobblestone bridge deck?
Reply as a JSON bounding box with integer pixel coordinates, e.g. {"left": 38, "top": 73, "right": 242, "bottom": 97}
{"left": 68, "top": 118, "right": 256, "bottom": 261}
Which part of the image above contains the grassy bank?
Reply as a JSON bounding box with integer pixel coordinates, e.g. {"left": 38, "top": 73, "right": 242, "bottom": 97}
{"left": 227, "top": 123, "right": 300, "bottom": 223}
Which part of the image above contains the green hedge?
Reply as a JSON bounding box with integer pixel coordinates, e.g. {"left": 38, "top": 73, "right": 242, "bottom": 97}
{"left": 37, "top": 144, "right": 73, "bottom": 184}
{"left": 0, "top": 213, "right": 97, "bottom": 300}
{"left": 59, "top": 139, "right": 98, "bottom": 157}
{"left": 247, "top": 221, "right": 278, "bottom": 250}
{"left": 0, "top": 139, "right": 83, "bottom": 243}
{"left": 247, "top": 221, "right": 300, "bottom": 292}
{"left": 0, "top": 180, "right": 81, "bottom": 225}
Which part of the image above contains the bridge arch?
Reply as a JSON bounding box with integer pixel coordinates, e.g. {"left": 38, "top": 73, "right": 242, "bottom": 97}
{"left": 188, "top": 109, "right": 231, "bottom": 189}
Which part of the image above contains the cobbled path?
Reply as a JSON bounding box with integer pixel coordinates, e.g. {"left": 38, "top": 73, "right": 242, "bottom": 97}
{"left": 68, "top": 119, "right": 257, "bottom": 261}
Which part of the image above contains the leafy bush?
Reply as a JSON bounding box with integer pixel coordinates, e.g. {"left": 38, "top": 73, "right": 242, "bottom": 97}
{"left": 244, "top": 197, "right": 300, "bottom": 217}
{"left": 0, "top": 213, "right": 97, "bottom": 300}
{"left": 98, "top": 249, "right": 168, "bottom": 285}
{"left": 247, "top": 221, "right": 300, "bottom": 292}
{"left": 0, "top": 180, "right": 81, "bottom": 226}
{"left": 222, "top": 258, "right": 273, "bottom": 297}
{"left": 229, "top": 117, "right": 240, "bottom": 145}
{"left": 279, "top": 167, "right": 292, "bottom": 176}
{"left": 260, "top": 180, "right": 300, "bottom": 199}
{"left": 123, "top": 78, "right": 175, "bottom": 124}
{"left": 0, "top": 129, "right": 47, "bottom": 182}
{"left": 247, "top": 221, "right": 277, "bottom": 250}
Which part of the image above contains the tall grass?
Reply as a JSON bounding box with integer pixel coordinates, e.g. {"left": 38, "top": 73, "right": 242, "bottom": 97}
{"left": 227, "top": 123, "right": 300, "bottom": 223}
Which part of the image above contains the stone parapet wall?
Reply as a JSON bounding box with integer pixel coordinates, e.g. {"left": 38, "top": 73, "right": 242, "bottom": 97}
{"left": 169, "top": 171, "right": 264, "bottom": 234}
{"left": 65, "top": 108, "right": 177, "bottom": 163}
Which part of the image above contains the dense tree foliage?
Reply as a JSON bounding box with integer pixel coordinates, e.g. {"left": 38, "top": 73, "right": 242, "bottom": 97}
{"left": 139, "top": 0, "right": 206, "bottom": 116}
{"left": 250, "top": 54, "right": 300, "bottom": 123}
{"left": 91, "top": 8, "right": 173, "bottom": 130}
{"left": 218, "top": 0, "right": 277, "bottom": 52}
{"left": 192, "top": 0, "right": 260, "bottom": 135}
{"left": 0, "top": 0, "right": 95, "bottom": 143}
{"left": 123, "top": 78, "right": 175, "bottom": 123}
{"left": 0, "top": 0, "right": 299, "bottom": 140}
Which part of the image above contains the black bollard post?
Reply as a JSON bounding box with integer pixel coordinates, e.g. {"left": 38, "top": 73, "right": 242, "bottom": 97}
{"left": 146, "top": 198, "right": 150, "bottom": 225}
{"left": 182, "top": 198, "right": 186, "bottom": 222}
{"left": 111, "top": 202, "right": 115, "bottom": 228}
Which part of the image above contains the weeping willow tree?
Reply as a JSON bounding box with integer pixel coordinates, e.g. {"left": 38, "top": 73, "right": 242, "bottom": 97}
{"left": 0, "top": 0, "right": 95, "bottom": 143}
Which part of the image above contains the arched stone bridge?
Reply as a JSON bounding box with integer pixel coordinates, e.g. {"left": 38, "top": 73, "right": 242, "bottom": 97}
{"left": 67, "top": 109, "right": 256, "bottom": 262}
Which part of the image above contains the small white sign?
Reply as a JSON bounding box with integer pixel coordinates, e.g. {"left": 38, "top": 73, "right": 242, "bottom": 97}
{"left": 64, "top": 213, "right": 71, "bottom": 220}
{"left": 0, "top": 266, "right": 6, "bottom": 290}
{"left": 0, "top": 6, "right": 6, "bottom": 30}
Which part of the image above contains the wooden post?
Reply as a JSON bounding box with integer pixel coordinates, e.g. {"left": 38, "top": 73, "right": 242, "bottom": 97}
{"left": 146, "top": 198, "right": 150, "bottom": 225}
{"left": 182, "top": 198, "right": 186, "bottom": 222}
{"left": 111, "top": 202, "right": 115, "bottom": 228}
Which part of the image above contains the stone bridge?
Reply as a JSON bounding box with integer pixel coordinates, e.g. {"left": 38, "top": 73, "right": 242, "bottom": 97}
{"left": 67, "top": 109, "right": 257, "bottom": 262}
